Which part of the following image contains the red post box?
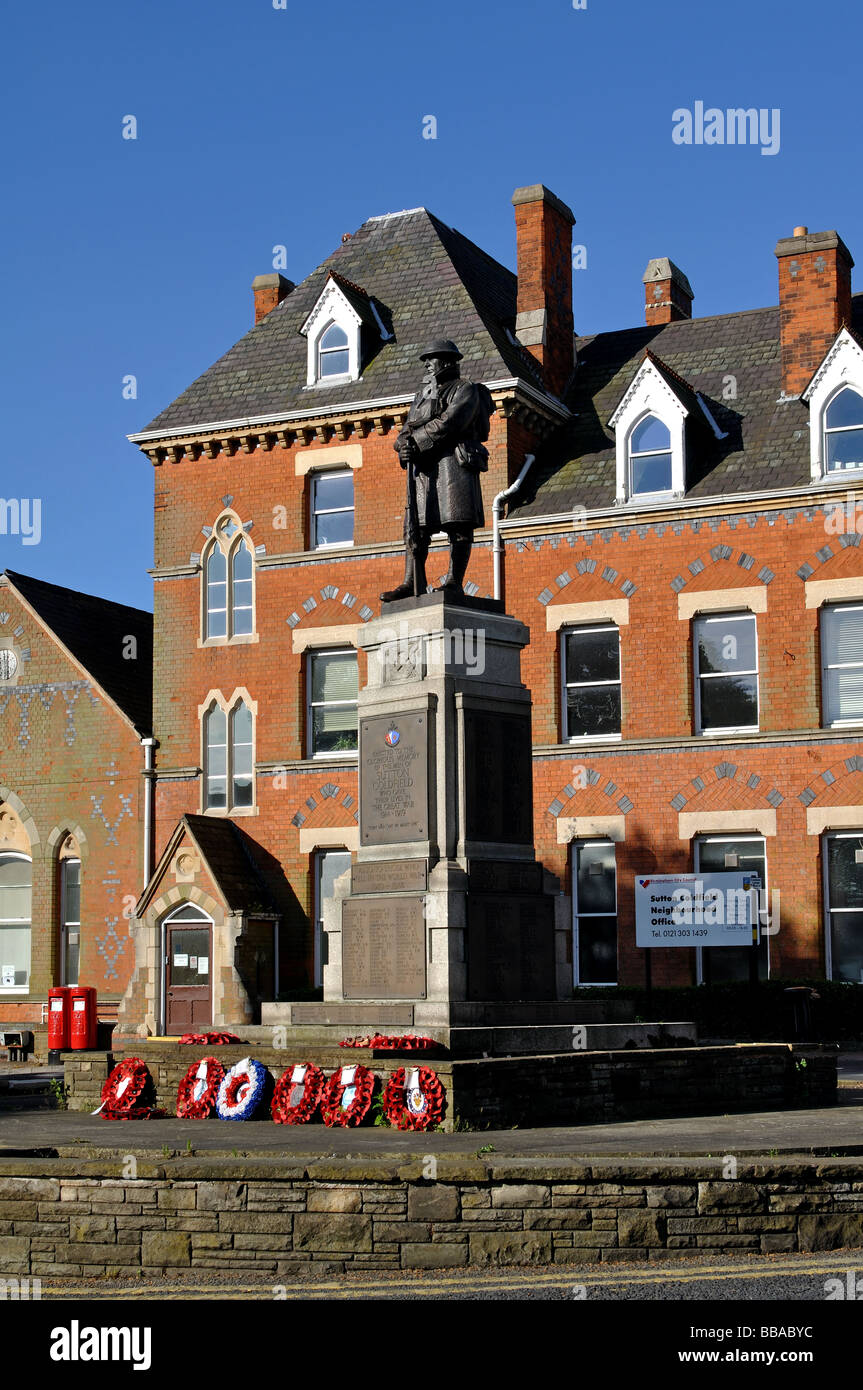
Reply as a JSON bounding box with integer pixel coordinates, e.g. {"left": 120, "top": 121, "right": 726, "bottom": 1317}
{"left": 69, "top": 986, "right": 97, "bottom": 1050}
{"left": 47, "top": 987, "right": 70, "bottom": 1051}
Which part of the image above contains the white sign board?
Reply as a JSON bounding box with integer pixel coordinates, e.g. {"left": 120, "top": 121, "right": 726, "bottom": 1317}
{"left": 635, "top": 873, "right": 759, "bottom": 949}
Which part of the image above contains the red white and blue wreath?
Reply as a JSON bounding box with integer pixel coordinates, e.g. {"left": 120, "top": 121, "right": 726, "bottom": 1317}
{"left": 320, "top": 1064, "right": 375, "bottom": 1127}
{"left": 271, "top": 1063, "right": 325, "bottom": 1124}
{"left": 216, "top": 1057, "right": 269, "bottom": 1121}
{"left": 176, "top": 1056, "right": 225, "bottom": 1119}
{"left": 382, "top": 1066, "right": 446, "bottom": 1131}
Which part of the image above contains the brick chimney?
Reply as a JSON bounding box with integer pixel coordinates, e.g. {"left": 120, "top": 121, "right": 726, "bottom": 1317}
{"left": 512, "top": 184, "right": 575, "bottom": 398}
{"left": 252, "top": 272, "right": 294, "bottom": 325}
{"left": 643, "top": 258, "right": 693, "bottom": 326}
{"left": 775, "top": 227, "right": 854, "bottom": 395}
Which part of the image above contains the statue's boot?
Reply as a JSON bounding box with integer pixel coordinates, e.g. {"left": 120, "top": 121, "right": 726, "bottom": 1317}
{"left": 437, "top": 535, "right": 472, "bottom": 596}
{"left": 380, "top": 542, "right": 428, "bottom": 603}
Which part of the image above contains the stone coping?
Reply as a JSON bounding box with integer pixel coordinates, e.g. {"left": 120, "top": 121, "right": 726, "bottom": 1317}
{"left": 1, "top": 1154, "right": 863, "bottom": 1182}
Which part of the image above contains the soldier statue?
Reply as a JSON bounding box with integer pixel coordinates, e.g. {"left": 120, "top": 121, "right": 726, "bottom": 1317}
{"left": 380, "top": 341, "right": 495, "bottom": 602}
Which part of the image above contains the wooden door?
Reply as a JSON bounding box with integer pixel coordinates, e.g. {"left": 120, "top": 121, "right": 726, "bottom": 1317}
{"left": 166, "top": 925, "right": 212, "bottom": 1034}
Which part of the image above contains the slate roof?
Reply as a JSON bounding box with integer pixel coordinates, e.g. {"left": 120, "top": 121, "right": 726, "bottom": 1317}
{"left": 179, "top": 814, "right": 280, "bottom": 916}
{"left": 4, "top": 570, "right": 153, "bottom": 735}
{"left": 510, "top": 294, "right": 863, "bottom": 518}
{"left": 141, "top": 208, "right": 546, "bottom": 435}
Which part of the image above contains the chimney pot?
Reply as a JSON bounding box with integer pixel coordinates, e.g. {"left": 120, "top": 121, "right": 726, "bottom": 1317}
{"left": 512, "top": 184, "right": 575, "bottom": 398}
{"left": 252, "top": 272, "right": 295, "bottom": 325}
{"left": 793, "top": 225, "right": 808, "bottom": 237}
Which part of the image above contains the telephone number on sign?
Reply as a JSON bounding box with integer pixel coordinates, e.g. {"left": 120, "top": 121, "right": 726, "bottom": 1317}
{"left": 655, "top": 927, "right": 709, "bottom": 937}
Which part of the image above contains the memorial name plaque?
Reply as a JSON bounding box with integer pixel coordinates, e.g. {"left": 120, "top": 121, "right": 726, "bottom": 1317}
{"left": 352, "top": 859, "right": 428, "bottom": 895}
{"left": 342, "top": 896, "right": 427, "bottom": 999}
{"left": 360, "top": 712, "right": 429, "bottom": 845}
{"left": 463, "top": 709, "right": 532, "bottom": 845}
{"left": 467, "top": 894, "right": 555, "bottom": 1001}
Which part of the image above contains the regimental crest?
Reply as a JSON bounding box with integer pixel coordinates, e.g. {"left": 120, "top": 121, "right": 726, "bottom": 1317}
{"left": 385, "top": 726, "right": 401, "bottom": 747}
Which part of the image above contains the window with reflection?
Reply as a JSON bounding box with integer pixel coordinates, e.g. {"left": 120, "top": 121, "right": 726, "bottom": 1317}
{"left": 204, "top": 701, "right": 254, "bottom": 811}
{"left": 562, "top": 625, "right": 621, "bottom": 740}
{"left": 694, "top": 835, "right": 769, "bottom": 984}
{"left": 694, "top": 612, "right": 759, "bottom": 733}
{"left": 826, "top": 833, "right": 863, "bottom": 981}
{"left": 628, "top": 414, "right": 672, "bottom": 495}
{"left": 308, "top": 650, "right": 358, "bottom": 756}
{"left": 318, "top": 322, "right": 350, "bottom": 378}
{"left": 203, "top": 514, "right": 255, "bottom": 641}
{"left": 312, "top": 470, "right": 354, "bottom": 549}
{"left": 0, "top": 853, "right": 31, "bottom": 991}
{"left": 571, "top": 841, "right": 618, "bottom": 985}
{"left": 821, "top": 603, "right": 863, "bottom": 725}
{"left": 824, "top": 388, "right": 863, "bottom": 473}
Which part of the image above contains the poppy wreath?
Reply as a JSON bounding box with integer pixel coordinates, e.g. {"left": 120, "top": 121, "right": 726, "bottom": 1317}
{"left": 339, "top": 1034, "right": 440, "bottom": 1052}
{"left": 99, "top": 1058, "right": 157, "bottom": 1120}
{"left": 382, "top": 1066, "right": 446, "bottom": 1131}
{"left": 176, "top": 1056, "right": 225, "bottom": 1119}
{"left": 215, "top": 1058, "right": 270, "bottom": 1121}
{"left": 271, "top": 1063, "right": 325, "bottom": 1125}
{"left": 320, "top": 1064, "right": 375, "bottom": 1128}
{"left": 179, "top": 1032, "right": 241, "bottom": 1045}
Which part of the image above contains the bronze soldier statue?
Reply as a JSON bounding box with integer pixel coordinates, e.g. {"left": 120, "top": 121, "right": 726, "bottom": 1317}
{"left": 381, "top": 341, "right": 494, "bottom": 602}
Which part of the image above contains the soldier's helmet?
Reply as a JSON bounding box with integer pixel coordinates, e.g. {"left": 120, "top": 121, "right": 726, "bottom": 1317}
{"left": 419, "top": 339, "right": 462, "bottom": 361}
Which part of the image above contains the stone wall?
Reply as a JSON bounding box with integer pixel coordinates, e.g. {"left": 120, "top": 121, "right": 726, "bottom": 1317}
{"left": 1, "top": 1156, "right": 863, "bottom": 1275}
{"left": 64, "top": 1043, "right": 836, "bottom": 1130}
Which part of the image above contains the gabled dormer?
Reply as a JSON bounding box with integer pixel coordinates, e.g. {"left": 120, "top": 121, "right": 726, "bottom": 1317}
{"left": 802, "top": 327, "right": 863, "bottom": 481}
{"left": 299, "top": 271, "right": 392, "bottom": 388}
{"left": 608, "top": 351, "right": 721, "bottom": 505}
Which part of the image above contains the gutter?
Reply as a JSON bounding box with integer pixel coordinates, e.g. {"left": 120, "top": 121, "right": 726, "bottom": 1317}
{"left": 493, "top": 454, "right": 535, "bottom": 601}
{"left": 141, "top": 738, "right": 157, "bottom": 888}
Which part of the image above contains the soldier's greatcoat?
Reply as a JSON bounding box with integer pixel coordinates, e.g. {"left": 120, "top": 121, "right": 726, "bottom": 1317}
{"left": 397, "top": 376, "right": 487, "bottom": 531}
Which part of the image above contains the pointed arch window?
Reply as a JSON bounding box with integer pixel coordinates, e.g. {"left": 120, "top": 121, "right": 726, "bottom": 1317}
{"left": 203, "top": 697, "right": 255, "bottom": 812}
{"left": 824, "top": 388, "right": 863, "bottom": 473}
{"left": 628, "top": 414, "right": 673, "bottom": 495}
{"left": 318, "top": 322, "right": 350, "bottom": 379}
{"left": 0, "top": 852, "right": 31, "bottom": 991}
{"left": 203, "top": 514, "right": 256, "bottom": 642}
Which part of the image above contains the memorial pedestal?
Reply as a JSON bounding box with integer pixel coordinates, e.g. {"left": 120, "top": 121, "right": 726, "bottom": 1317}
{"left": 322, "top": 593, "right": 569, "bottom": 1023}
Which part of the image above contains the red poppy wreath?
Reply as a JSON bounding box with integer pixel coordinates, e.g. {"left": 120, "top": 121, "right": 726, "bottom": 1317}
{"left": 176, "top": 1056, "right": 225, "bottom": 1119}
{"left": 98, "top": 1058, "right": 161, "bottom": 1120}
{"left": 320, "top": 1064, "right": 375, "bottom": 1128}
{"left": 271, "top": 1063, "right": 325, "bottom": 1124}
{"left": 382, "top": 1066, "right": 446, "bottom": 1131}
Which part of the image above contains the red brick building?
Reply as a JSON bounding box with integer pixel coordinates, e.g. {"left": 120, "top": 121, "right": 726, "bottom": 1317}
{"left": 110, "top": 186, "right": 863, "bottom": 1032}
{"left": 0, "top": 571, "right": 152, "bottom": 1039}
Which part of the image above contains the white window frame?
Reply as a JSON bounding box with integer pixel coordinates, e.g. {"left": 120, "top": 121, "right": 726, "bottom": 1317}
{"left": 0, "top": 851, "right": 32, "bottom": 994}
{"left": 300, "top": 277, "right": 362, "bottom": 387}
{"left": 627, "top": 413, "right": 674, "bottom": 498}
{"left": 202, "top": 694, "right": 257, "bottom": 814}
{"left": 311, "top": 468, "right": 355, "bottom": 551}
{"left": 802, "top": 327, "right": 863, "bottom": 481}
{"left": 307, "top": 648, "right": 359, "bottom": 760}
{"left": 608, "top": 358, "right": 688, "bottom": 503}
{"left": 571, "top": 839, "right": 618, "bottom": 987}
{"left": 694, "top": 834, "right": 770, "bottom": 984}
{"left": 202, "top": 512, "right": 256, "bottom": 645}
{"left": 821, "top": 602, "right": 863, "bottom": 728}
{"left": 694, "top": 610, "right": 759, "bottom": 737}
{"left": 561, "top": 624, "right": 621, "bottom": 743}
{"left": 823, "top": 830, "right": 863, "bottom": 981}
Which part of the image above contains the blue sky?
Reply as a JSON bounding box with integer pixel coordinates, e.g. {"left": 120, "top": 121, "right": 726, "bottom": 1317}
{"left": 1, "top": 0, "right": 859, "bottom": 608}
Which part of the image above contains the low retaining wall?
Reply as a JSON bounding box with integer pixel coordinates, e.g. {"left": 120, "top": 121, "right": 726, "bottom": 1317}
{"left": 64, "top": 1043, "right": 837, "bottom": 1129}
{"left": 1, "top": 1156, "right": 862, "bottom": 1275}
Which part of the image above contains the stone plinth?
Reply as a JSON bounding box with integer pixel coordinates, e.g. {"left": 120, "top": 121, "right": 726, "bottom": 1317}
{"left": 323, "top": 593, "right": 568, "bottom": 1021}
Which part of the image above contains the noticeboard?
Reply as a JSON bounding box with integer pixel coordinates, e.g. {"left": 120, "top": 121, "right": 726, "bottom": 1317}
{"left": 635, "top": 873, "right": 759, "bottom": 949}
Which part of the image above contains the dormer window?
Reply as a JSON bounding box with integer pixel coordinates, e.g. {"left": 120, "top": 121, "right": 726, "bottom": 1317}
{"left": 318, "top": 322, "right": 350, "bottom": 379}
{"left": 608, "top": 353, "right": 689, "bottom": 504}
{"left": 628, "top": 414, "right": 673, "bottom": 495}
{"left": 824, "top": 388, "right": 863, "bottom": 473}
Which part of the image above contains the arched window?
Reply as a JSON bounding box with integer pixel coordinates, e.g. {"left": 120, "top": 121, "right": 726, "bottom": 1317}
{"left": 59, "top": 836, "right": 81, "bottom": 986}
{"left": 203, "top": 699, "right": 255, "bottom": 811}
{"left": 205, "top": 545, "right": 227, "bottom": 639}
{"left": 231, "top": 540, "right": 254, "bottom": 635}
{"left": 628, "top": 414, "right": 672, "bottom": 495}
{"left": 824, "top": 387, "right": 863, "bottom": 473}
{"left": 0, "top": 852, "right": 32, "bottom": 991}
{"left": 202, "top": 514, "right": 255, "bottom": 642}
{"left": 204, "top": 705, "right": 228, "bottom": 809}
{"left": 318, "top": 322, "right": 350, "bottom": 378}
